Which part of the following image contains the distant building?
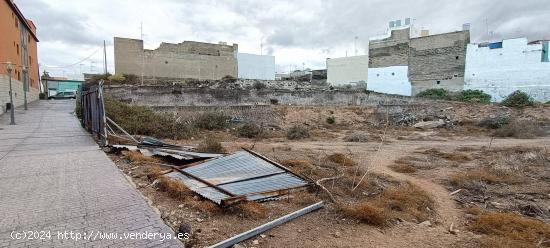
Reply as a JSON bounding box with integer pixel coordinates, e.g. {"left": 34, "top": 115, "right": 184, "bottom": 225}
{"left": 114, "top": 37, "right": 238, "bottom": 81}
{"left": 368, "top": 23, "right": 470, "bottom": 95}
{"left": 41, "top": 72, "right": 84, "bottom": 98}
{"left": 237, "top": 53, "right": 275, "bottom": 80}
{"left": 327, "top": 55, "right": 369, "bottom": 86}
{"left": 465, "top": 38, "right": 550, "bottom": 102}
{"left": 0, "top": 0, "right": 39, "bottom": 113}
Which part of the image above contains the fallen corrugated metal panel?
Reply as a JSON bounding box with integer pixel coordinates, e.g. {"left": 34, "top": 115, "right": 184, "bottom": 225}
{"left": 165, "top": 150, "right": 310, "bottom": 205}
{"left": 111, "top": 145, "right": 223, "bottom": 161}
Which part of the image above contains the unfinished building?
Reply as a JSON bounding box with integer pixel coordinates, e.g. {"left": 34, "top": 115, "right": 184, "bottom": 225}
{"left": 114, "top": 37, "right": 238, "bottom": 80}
{"left": 368, "top": 23, "right": 470, "bottom": 95}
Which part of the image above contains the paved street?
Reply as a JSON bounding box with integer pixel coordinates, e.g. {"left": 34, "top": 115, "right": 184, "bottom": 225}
{"left": 0, "top": 100, "right": 182, "bottom": 247}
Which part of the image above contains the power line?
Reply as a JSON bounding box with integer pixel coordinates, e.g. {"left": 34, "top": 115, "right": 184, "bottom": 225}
{"left": 42, "top": 47, "right": 101, "bottom": 69}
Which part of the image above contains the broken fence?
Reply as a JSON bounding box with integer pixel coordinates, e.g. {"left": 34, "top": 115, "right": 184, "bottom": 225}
{"left": 80, "top": 80, "right": 108, "bottom": 146}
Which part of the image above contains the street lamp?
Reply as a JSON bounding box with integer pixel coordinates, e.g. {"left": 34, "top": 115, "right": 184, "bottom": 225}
{"left": 6, "top": 62, "right": 15, "bottom": 125}
{"left": 22, "top": 66, "right": 28, "bottom": 110}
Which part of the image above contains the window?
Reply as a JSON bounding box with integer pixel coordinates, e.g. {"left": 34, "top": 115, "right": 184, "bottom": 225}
{"left": 29, "top": 56, "right": 32, "bottom": 65}
{"left": 436, "top": 81, "right": 441, "bottom": 84}
{"left": 16, "top": 44, "right": 19, "bottom": 55}
{"left": 455, "top": 56, "right": 459, "bottom": 60}
{"left": 391, "top": 72, "right": 395, "bottom": 76}
{"left": 15, "top": 19, "right": 18, "bottom": 28}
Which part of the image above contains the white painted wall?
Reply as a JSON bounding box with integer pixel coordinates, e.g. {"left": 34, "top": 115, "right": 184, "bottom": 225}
{"left": 465, "top": 38, "right": 550, "bottom": 102}
{"left": 367, "top": 66, "right": 412, "bottom": 96}
{"left": 327, "top": 55, "right": 369, "bottom": 86}
{"left": 237, "top": 53, "right": 276, "bottom": 80}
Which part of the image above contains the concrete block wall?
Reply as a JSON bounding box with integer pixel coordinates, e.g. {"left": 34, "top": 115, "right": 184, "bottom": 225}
{"left": 0, "top": 75, "right": 39, "bottom": 114}
{"left": 409, "top": 31, "right": 470, "bottom": 95}
{"left": 114, "top": 37, "right": 238, "bottom": 81}
{"left": 327, "top": 55, "right": 369, "bottom": 86}
{"left": 369, "top": 28, "right": 411, "bottom": 68}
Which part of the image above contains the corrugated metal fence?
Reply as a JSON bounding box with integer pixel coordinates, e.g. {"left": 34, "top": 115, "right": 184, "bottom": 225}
{"left": 81, "top": 80, "right": 107, "bottom": 146}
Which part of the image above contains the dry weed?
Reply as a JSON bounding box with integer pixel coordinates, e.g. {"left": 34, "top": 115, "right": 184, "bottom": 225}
{"left": 326, "top": 153, "right": 358, "bottom": 167}
{"left": 449, "top": 168, "right": 520, "bottom": 189}
{"left": 341, "top": 182, "right": 434, "bottom": 226}
{"left": 282, "top": 160, "right": 314, "bottom": 175}
{"left": 157, "top": 176, "right": 193, "bottom": 200}
{"left": 235, "top": 201, "right": 267, "bottom": 219}
{"left": 471, "top": 212, "right": 550, "bottom": 247}
{"left": 389, "top": 163, "right": 417, "bottom": 173}
{"left": 126, "top": 151, "right": 159, "bottom": 163}
{"left": 197, "top": 137, "right": 226, "bottom": 153}
{"left": 143, "top": 166, "right": 164, "bottom": 181}
{"left": 421, "top": 148, "right": 472, "bottom": 162}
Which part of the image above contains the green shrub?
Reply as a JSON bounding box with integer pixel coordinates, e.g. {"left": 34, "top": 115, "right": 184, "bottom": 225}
{"left": 286, "top": 125, "right": 310, "bottom": 140}
{"left": 105, "top": 97, "right": 192, "bottom": 139}
{"left": 236, "top": 123, "right": 262, "bottom": 138}
{"left": 193, "top": 112, "right": 230, "bottom": 130}
{"left": 458, "top": 90, "right": 491, "bottom": 103}
{"left": 326, "top": 116, "right": 336, "bottom": 124}
{"left": 416, "top": 89, "right": 452, "bottom": 100}
{"left": 39, "top": 92, "right": 46, "bottom": 100}
{"left": 501, "top": 91, "right": 535, "bottom": 108}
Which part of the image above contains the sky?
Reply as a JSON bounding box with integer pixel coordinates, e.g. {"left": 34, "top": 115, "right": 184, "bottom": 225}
{"left": 15, "top": 0, "right": 550, "bottom": 77}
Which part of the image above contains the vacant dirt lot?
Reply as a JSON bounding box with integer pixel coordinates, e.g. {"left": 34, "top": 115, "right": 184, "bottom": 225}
{"left": 106, "top": 102, "right": 550, "bottom": 248}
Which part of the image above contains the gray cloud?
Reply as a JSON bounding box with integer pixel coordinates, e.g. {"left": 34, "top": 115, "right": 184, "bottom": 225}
{"left": 11, "top": 0, "right": 550, "bottom": 76}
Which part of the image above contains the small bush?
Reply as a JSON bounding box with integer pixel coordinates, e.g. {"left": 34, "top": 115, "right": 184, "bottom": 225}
{"left": 157, "top": 176, "right": 193, "bottom": 200}
{"left": 252, "top": 81, "right": 266, "bottom": 90}
{"left": 344, "top": 132, "right": 369, "bottom": 142}
{"left": 286, "top": 125, "right": 310, "bottom": 140}
{"left": 457, "top": 89, "right": 492, "bottom": 103}
{"left": 236, "top": 123, "right": 262, "bottom": 138}
{"left": 326, "top": 153, "right": 357, "bottom": 166}
{"left": 39, "top": 92, "right": 46, "bottom": 100}
{"left": 471, "top": 212, "right": 550, "bottom": 246}
{"left": 479, "top": 116, "right": 511, "bottom": 129}
{"left": 326, "top": 116, "right": 336, "bottom": 124}
{"left": 449, "top": 168, "right": 519, "bottom": 189}
{"left": 342, "top": 202, "right": 389, "bottom": 226}
{"left": 501, "top": 91, "right": 535, "bottom": 108}
{"left": 193, "top": 112, "right": 230, "bottom": 130}
{"left": 221, "top": 75, "right": 237, "bottom": 83}
{"left": 416, "top": 88, "right": 452, "bottom": 100}
{"left": 282, "top": 160, "right": 314, "bottom": 175}
{"left": 493, "top": 120, "right": 545, "bottom": 139}
{"left": 197, "top": 137, "right": 226, "bottom": 153}
{"left": 126, "top": 151, "right": 158, "bottom": 163}
{"left": 143, "top": 166, "right": 163, "bottom": 181}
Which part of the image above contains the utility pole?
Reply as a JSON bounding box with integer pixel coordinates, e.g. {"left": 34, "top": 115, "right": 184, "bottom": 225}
{"left": 23, "top": 66, "right": 27, "bottom": 110}
{"left": 354, "top": 36, "right": 358, "bottom": 56}
{"left": 103, "top": 40, "right": 107, "bottom": 75}
{"left": 6, "top": 62, "right": 15, "bottom": 125}
{"left": 140, "top": 21, "right": 144, "bottom": 86}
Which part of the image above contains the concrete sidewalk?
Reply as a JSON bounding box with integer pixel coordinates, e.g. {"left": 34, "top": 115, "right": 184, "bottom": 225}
{"left": 0, "top": 100, "right": 182, "bottom": 247}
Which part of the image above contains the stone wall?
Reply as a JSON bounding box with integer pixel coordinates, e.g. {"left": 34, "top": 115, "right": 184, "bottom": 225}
{"left": 105, "top": 84, "right": 427, "bottom": 108}
{"left": 114, "top": 37, "right": 238, "bottom": 81}
{"left": 409, "top": 31, "right": 470, "bottom": 95}
{"left": 0, "top": 75, "right": 39, "bottom": 114}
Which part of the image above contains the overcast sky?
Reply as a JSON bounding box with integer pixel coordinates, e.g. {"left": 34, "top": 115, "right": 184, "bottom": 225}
{"left": 16, "top": 0, "right": 550, "bottom": 77}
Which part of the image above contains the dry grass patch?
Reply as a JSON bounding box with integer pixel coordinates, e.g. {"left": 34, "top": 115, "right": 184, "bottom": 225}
{"left": 449, "top": 168, "right": 521, "bottom": 189}
{"left": 342, "top": 182, "right": 434, "bottom": 226}
{"left": 282, "top": 160, "right": 314, "bottom": 176}
{"left": 234, "top": 201, "right": 268, "bottom": 219}
{"left": 471, "top": 212, "right": 550, "bottom": 247}
{"left": 142, "top": 166, "right": 164, "bottom": 181}
{"left": 126, "top": 151, "right": 159, "bottom": 163}
{"left": 194, "top": 200, "right": 222, "bottom": 215}
{"left": 420, "top": 148, "right": 472, "bottom": 162}
{"left": 326, "top": 153, "right": 358, "bottom": 166}
{"left": 156, "top": 176, "right": 193, "bottom": 200}
{"left": 389, "top": 163, "right": 417, "bottom": 173}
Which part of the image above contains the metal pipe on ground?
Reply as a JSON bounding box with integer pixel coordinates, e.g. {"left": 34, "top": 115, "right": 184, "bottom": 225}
{"left": 209, "top": 201, "right": 324, "bottom": 248}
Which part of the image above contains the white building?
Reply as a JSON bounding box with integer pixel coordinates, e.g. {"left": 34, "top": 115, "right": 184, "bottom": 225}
{"left": 327, "top": 55, "right": 369, "bottom": 86}
{"left": 465, "top": 38, "right": 550, "bottom": 102}
{"left": 237, "top": 53, "right": 276, "bottom": 80}
{"left": 367, "top": 66, "right": 412, "bottom": 96}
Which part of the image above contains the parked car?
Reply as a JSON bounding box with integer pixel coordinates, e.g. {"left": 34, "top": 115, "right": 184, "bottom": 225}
{"left": 49, "top": 91, "right": 76, "bottom": 100}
